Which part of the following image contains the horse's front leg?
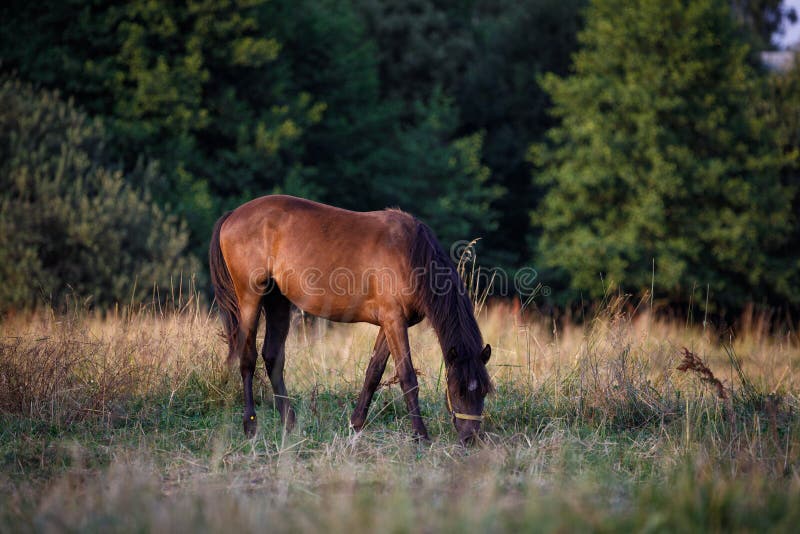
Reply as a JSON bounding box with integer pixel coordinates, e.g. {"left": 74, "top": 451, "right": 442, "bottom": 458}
{"left": 351, "top": 327, "right": 390, "bottom": 431}
{"left": 383, "top": 317, "right": 430, "bottom": 441}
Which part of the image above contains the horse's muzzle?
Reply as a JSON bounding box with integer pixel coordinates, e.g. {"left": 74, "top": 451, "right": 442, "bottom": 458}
{"left": 457, "top": 420, "right": 481, "bottom": 445}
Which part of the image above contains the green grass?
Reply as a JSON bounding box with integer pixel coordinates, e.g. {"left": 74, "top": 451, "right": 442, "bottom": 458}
{"left": 1, "top": 301, "right": 799, "bottom": 532}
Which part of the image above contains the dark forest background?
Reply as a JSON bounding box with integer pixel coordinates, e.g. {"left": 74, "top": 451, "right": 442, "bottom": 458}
{"left": 1, "top": 0, "right": 799, "bottom": 318}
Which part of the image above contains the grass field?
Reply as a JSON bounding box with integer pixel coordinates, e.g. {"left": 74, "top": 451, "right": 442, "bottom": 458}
{"left": 1, "top": 295, "right": 799, "bottom": 532}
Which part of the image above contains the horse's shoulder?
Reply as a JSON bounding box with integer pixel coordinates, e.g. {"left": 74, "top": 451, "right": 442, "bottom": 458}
{"left": 375, "top": 208, "right": 416, "bottom": 235}
{"left": 379, "top": 207, "right": 414, "bottom": 224}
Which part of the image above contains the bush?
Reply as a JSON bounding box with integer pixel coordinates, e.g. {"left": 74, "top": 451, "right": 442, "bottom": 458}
{"left": 0, "top": 78, "right": 198, "bottom": 312}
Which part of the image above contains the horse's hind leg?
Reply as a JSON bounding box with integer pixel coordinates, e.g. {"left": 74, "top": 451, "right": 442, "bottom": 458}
{"left": 350, "top": 328, "right": 390, "bottom": 432}
{"left": 261, "top": 290, "right": 296, "bottom": 431}
{"left": 237, "top": 293, "right": 262, "bottom": 437}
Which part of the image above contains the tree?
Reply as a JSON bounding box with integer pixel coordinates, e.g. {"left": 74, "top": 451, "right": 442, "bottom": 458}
{"left": 354, "top": 0, "right": 584, "bottom": 265}
{"left": 0, "top": 78, "right": 197, "bottom": 312}
{"left": 371, "top": 92, "right": 504, "bottom": 246}
{"left": 730, "top": 0, "right": 797, "bottom": 49}
{"left": 0, "top": 0, "right": 325, "bottom": 258}
{"left": 277, "top": 0, "right": 502, "bottom": 245}
{"left": 532, "top": 0, "right": 796, "bottom": 309}
{"left": 756, "top": 58, "right": 800, "bottom": 304}
{"left": 0, "top": 0, "right": 503, "bottom": 260}
{"left": 263, "top": 0, "right": 397, "bottom": 211}
{"left": 354, "top": 0, "right": 477, "bottom": 108}
{"left": 458, "top": 0, "right": 585, "bottom": 266}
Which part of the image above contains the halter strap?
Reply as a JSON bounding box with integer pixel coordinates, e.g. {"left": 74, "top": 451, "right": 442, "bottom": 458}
{"left": 446, "top": 386, "right": 483, "bottom": 422}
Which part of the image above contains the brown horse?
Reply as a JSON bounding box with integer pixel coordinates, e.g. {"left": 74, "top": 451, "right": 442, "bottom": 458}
{"left": 208, "top": 195, "right": 492, "bottom": 443}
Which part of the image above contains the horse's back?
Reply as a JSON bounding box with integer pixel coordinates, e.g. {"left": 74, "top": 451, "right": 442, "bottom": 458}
{"left": 222, "top": 195, "right": 415, "bottom": 255}
{"left": 219, "top": 195, "right": 419, "bottom": 323}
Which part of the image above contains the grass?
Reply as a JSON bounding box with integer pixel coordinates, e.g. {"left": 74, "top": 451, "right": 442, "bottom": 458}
{"left": 1, "top": 295, "right": 799, "bottom": 532}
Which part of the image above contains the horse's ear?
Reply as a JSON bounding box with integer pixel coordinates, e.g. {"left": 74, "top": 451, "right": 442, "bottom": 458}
{"left": 481, "top": 344, "right": 491, "bottom": 364}
{"left": 447, "top": 347, "right": 458, "bottom": 363}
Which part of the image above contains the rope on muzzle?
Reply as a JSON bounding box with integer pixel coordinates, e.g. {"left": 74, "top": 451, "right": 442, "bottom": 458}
{"left": 446, "top": 386, "right": 483, "bottom": 422}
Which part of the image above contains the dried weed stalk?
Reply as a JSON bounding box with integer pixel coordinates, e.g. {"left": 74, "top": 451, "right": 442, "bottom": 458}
{"left": 676, "top": 347, "right": 728, "bottom": 400}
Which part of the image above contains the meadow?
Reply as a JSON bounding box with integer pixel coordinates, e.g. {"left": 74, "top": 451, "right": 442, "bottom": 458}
{"left": 1, "top": 294, "right": 799, "bottom": 532}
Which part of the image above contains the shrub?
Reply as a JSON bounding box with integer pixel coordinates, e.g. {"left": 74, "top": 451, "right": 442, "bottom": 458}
{"left": 0, "top": 78, "right": 198, "bottom": 312}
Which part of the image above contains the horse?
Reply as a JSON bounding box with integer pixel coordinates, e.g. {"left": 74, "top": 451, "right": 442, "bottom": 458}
{"left": 208, "top": 195, "right": 492, "bottom": 443}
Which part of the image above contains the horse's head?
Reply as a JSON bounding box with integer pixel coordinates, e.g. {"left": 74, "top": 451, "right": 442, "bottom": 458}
{"left": 445, "top": 344, "right": 492, "bottom": 445}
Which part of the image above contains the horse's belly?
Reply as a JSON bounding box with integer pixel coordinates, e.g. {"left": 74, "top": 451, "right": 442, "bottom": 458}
{"left": 289, "top": 295, "right": 378, "bottom": 324}
{"left": 268, "top": 255, "right": 413, "bottom": 325}
{"left": 275, "top": 281, "right": 380, "bottom": 324}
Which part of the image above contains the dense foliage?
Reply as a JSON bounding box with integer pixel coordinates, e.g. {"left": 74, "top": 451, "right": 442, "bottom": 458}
{"left": 0, "top": 0, "right": 798, "bottom": 313}
{"left": 0, "top": 0, "right": 512, "bottom": 257}
{"left": 533, "top": 0, "right": 799, "bottom": 309}
{"left": 0, "top": 79, "right": 197, "bottom": 312}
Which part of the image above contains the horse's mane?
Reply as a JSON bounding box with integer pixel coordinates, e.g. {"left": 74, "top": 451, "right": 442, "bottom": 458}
{"left": 409, "top": 221, "right": 493, "bottom": 398}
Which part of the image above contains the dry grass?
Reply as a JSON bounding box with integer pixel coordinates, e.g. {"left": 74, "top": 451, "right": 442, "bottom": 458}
{"left": 1, "top": 296, "right": 799, "bottom": 532}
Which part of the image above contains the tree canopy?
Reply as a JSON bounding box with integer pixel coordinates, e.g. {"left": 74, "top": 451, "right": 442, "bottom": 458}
{"left": 532, "top": 0, "right": 798, "bottom": 309}
{"left": 0, "top": 78, "right": 196, "bottom": 312}
{"left": 0, "top": 0, "right": 798, "bottom": 314}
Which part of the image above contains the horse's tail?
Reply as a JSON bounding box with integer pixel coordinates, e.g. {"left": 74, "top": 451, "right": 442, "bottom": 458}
{"left": 209, "top": 211, "right": 239, "bottom": 354}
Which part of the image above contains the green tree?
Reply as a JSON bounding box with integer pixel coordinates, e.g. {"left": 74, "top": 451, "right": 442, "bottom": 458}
{"left": 0, "top": 0, "right": 325, "bottom": 257}
{"left": 731, "top": 0, "right": 796, "bottom": 49}
{"left": 264, "top": 0, "right": 396, "bottom": 211}
{"left": 275, "top": 0, "right": 502, "bottom": 245}
{"left": 371, "top": 93, "right": 503, "bottom": 246}
{"left": 0, "top": 0, "right": 502, "bottom": 255}
{"left": 354, "top": 0, "right": 476, "bottom": 108}
{"left": 0, "top": 78, "right": 197, "bottom": 312}
{"left": 532, "top": 0, "right": 796, "bottom": 309}
{"left": 353, "top": 0, "right": 584, "bottom": 264}
{"left": 757, "top": 59, "right": 800, "bottom": 303}
{"left": 458, "top": 0, "right": 585, "bottom": 266}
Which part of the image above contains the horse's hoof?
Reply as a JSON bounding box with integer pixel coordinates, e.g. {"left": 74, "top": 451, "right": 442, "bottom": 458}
{"left": 243, "top": 414, "right": 257, "bottom": 437}
{"left": 349, "top": 415, "right": 365, "bottom": 432}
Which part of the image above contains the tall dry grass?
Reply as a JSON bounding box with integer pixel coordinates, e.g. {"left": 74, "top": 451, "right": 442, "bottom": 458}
{"left": 1, "top": 292, "right": 799, "bottom": 531}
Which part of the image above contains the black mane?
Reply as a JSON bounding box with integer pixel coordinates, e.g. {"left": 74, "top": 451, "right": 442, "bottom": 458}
{"left": 409, "top": 221, "right": 493, "bottom": 398}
